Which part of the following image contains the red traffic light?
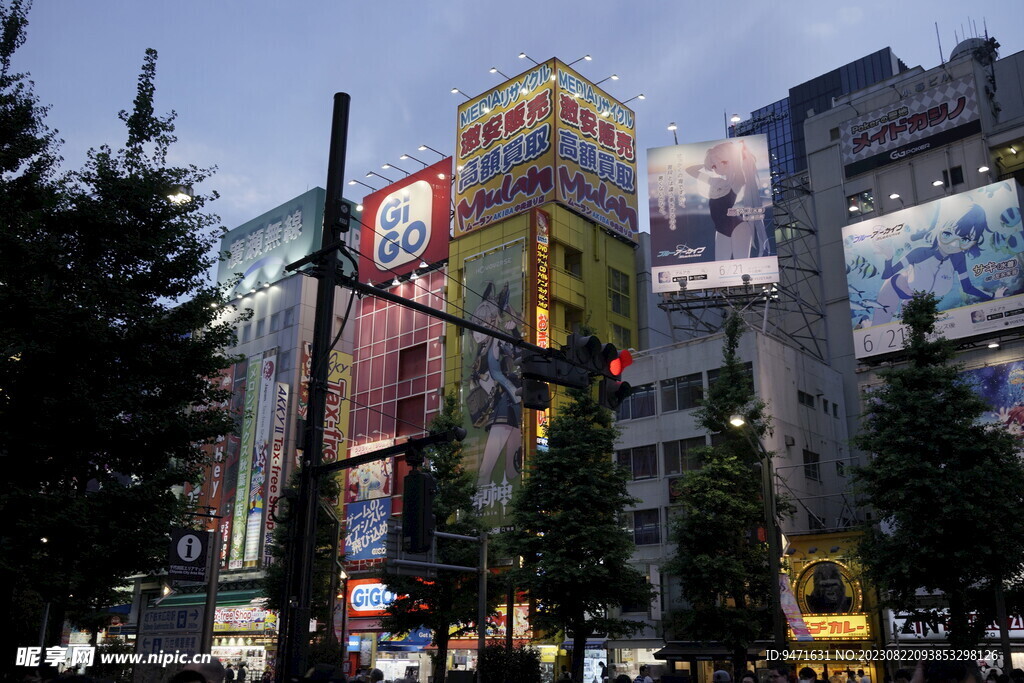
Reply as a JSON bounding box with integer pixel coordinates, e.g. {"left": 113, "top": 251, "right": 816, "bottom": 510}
{"left": 608, "top": 349, "right": 633, "bottom": 377}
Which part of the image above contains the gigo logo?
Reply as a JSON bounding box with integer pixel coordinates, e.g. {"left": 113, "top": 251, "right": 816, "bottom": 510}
{"left": 350, "top": 583, "right": 397, "bottom": 612}
{"left": 375, "top": 180, "right": 433, "bottom": 271}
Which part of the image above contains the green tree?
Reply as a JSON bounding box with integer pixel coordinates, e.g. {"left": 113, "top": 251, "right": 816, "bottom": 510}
{"left": 502, "top": 387, "right": 653, "bottom": 683}
{"left": 379, "top": 395, "right": 496, "bottom": 683}
{"left": 853, "top": 292, "right": 1024, "bottom": 647}
{"left": 0, "top": 2, "right": 237, "bottom": 662}
{"left": 665, "top": 313, "right": 776, "bottom": 675}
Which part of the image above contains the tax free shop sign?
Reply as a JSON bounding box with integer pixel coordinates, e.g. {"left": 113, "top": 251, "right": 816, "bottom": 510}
{"left": 358, "top": 158, "right": 453, "bottom": 286}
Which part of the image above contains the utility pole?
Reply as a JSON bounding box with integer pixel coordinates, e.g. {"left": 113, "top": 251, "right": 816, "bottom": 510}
{"left": 278, "top": 92, "right": 351, "bottom": 681}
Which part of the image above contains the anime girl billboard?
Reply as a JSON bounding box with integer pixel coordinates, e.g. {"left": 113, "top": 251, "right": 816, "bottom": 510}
{"left": 648, "top": 135, "right": 777, "bottom": 292}
{"left": 960, "top": 360, "right": 1024, "bottom": 441}
{"left": 461, "top": 241, "right": 526, "bottom": 530}
{"left": 843, "top": 181, "right": 1024, "bottom": 359}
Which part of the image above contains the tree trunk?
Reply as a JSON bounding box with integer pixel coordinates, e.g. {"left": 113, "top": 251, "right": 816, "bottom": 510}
{"left": 434, "top": 633, "right": 449, "bottom": 683}
{"left": 947, "top": 589, "right": 973, "bottom": 649}
{"left": 571, "top": 619, "right": 588, "bottom": 683}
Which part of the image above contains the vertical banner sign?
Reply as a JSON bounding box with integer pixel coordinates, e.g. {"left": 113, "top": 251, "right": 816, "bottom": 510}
{"left": 220, "top": 360, "right": 247, "bottom": 569}
{"left": 184, "top": 368, "right": 233, "bottom": 516}
{"left": 648, "top": 135, "right": 777, "bottom": 292}
{"left": 298, "top": 341, "right": 312, "bottom": 423}
{"left": 454, "top": 59, "right": 638, "bottom": 241}
{"left": 461, "top": 241, "right": 526, "bottom": 530}
{"left": 780, "top": 573, "right": 814, "bottom": 641}
{"left": 229, "top": 357, "right": 261, "bottom": 568}
{"left": 244, "top": 355, "right": 277, "bottom": 566}
{"left": 843, "top": 181, "right": 1024, "bottom": 359}
{"left": 531, "top": 209, "right": 552, "bottom": 446}
{"left": 323, "top": 350, "right": 352, "bottom": 465}
{"left": 263, "top": 382, "right": 289, "bottom": 567}
{"left": 344, "top": 497, "right": 391, "bottom": 562}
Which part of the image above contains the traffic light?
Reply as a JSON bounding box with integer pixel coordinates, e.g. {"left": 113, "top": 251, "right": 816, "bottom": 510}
{"left": 598, "top": 347, "right": 633, "bottom": 411}
{"left": 402, "top": 468, "right": 435, "bottom": 553}
{"left": 522, "top": 378, "right": 551, "bottom": 411}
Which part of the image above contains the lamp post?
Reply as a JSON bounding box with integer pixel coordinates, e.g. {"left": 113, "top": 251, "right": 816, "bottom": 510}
{"left": 730, "top": 414, "right": 786, "bottom": 650}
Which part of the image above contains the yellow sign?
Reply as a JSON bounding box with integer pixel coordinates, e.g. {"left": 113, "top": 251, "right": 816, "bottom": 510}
{"left": 454, "top": 59, "right": 638, "bottom": 241}
{"left": 795, "top": 559, "right": 862, "bottom": 615}
{"left": 791, "top": 613, "right": 871, "bottom": 641}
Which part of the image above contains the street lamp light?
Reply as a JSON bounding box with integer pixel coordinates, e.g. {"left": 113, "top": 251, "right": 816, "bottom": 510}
{"left": 348, "top": 178, "right": 378, "bottom": 191}
{"left": 729, "top": 413, "right": 786, "bottom": 650}
{"left": 400, "top": 153, "right": 429, "bottom": 168}
{"left": 418, "top": 144, "right": 446, "bottom": 158}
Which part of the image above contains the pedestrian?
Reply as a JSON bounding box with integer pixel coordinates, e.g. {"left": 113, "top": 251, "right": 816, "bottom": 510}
{"left": 235, "top": 663, "right": 247, "bottom": 683}
{"left": 715, "top": 671, "right": 733, "bottom": 683}
{"left": 181, "top": 660, "right": 227, "bottom": 683}
{"left": 616, "top": 676, "right": 633, "bottom": 683}
{"left": 859, "top": 670, "right": 870, "bottom": 683}
{"left": 559, "top": 665, "right": 571, "bottom": 681}
{"left": 768, "top": 664, "right": 792, "bottom": 683}
{"left": 635, "top": 665, "right": 654, "bottom": 683}
{"left": 741, "top": 672, "right": 758, "bottom": 683}
{"left": 260, "top": 668, "right": 272, "bottom": 683}
{"left": 224, "top": 665, "right": 234, "bottom": 683}
{"left": 800, "top": 669, "right": 818, "bottom": 683}
{"left": 830, "top": 671, "right": 845, "bottom": 683}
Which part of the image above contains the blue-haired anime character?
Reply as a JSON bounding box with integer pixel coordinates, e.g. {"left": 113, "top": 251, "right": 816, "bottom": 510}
{"left": 871, "top": 204, "right": 1006, "bottom": 325}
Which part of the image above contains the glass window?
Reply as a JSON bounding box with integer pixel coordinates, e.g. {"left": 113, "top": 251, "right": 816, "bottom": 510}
{"left": 240, "top": 324, "right": 251, "bottom": 344}
{"left": 661, "top": 373, "right": 703, "bottom": 412}
{"left": 564, "top": 306, "right": 583, "bottom": 334}
{"left": 564, "top": 246, "right": 582, "bottom": 278}
{"left": 616, "top": 445, "right": 658, "bottom": 480}
{"left": 803, "top": 449, "right": 821, "bottom": 482}
{"left": 616, "top": 383, "right": 655, "bottom": 420}
{"left": 798, "top": 390, "right": 816, "bottom": 408}
{"left": 611, "top": 323, "right": 632, "bottom": 350}
{"left": 608, "top": 267, "right": 630, "bottom": 316}
{"left": 631, "top": 509, "right": 661, "bottom": 546}
{"left": 255, "top": 319, "right": 265, "bottom": 338}
{"left": 836, "top": 460, "right": 847, "bottom": 477}
{"left": 846, "top": 190, "right": 874, "bottom": 216}
{"left": 663, "top": 437, "right": 706, "bottom": 476}
{"left": 269, "top": 312, "right": 281, "bottom": 333}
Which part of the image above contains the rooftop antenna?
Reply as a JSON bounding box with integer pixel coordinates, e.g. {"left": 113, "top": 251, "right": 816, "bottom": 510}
{"left": 936, "top": 22, "right": 944, "bottom": 64}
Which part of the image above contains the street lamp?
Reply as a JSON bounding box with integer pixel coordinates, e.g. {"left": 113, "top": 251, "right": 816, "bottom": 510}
{"left": 729, "top": 413, "right": 786, "bottom": 650}
{"left": 418, "top": 144, "right": 446, "bottom": 158}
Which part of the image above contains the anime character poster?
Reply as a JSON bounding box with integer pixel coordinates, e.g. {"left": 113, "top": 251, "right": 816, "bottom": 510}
{"left": 843, "top": 181, "right": 1024, "bottom": 359}
{"left": 461, "top": 240, "right": 526, "bottom": 531}
{"left": 960, "top": 360, "right": 1024, "bottom": 440}
{"left": 648, "top": 135, "right": 777, "bottom": 292}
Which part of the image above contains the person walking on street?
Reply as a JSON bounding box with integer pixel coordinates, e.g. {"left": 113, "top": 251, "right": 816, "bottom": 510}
{"left": 235, "top": 663, "right": 247, "bottom": 683}
{"left": 224, "top": 665, "right": 234, "bottom": 683}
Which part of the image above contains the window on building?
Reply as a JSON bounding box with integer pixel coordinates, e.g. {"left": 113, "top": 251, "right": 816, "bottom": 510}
{"left": 616, "top": 383, "right": 655, "bottom": 420}
{"left": 611, "top": 323, "right": 632, "bottom": 350}
{"left": 661, "top": 373, "right": 703, "bottom": 412}
{"left": 803, "top": 449, "right": 821, "bottom": 482}
{"left": 255, "top": 319, "right": 265, "bottom": 338}
{"left": 616, "top": 445, "right": 658, "bottom": 480}
{"left": 630, "top": 509, "right": 661, "bottom": 546}
{"left": 564, "top": 246, "right": 583, "bottom": 278}
{"left": 608, "top": 267, "right": 631, "bottom": 316}
{"left": 833, "top": 402, "right": 839, "bottom": 418}
{"left": 941, "top": 166, "right": 965, "bottom": 188}
{"left": 240, "top": 324, "right": 251, "bottom": 344}
{"left": 663, "top": 437, "right": 706, "bottom": 475}
{"left": 822, "top": 398, "right": 829, "bottom": 414}
{"left": 808, "top": 512, "right": 826, "bottom": 531}
{"left": 797, "top": 390, "right": 816, "bottom": 408}
{"left": 564, "top": 306, "right": 583, "bottom": 334}
{"left": 269, "top": 312, "right": 281, "bottom": 333}
{"left": 836, "top": 459, "right": 847, "bottom": 477}
{"left": 708, "top": 362, "right": 754, "bottom": 391}
{"left": 398, "top": 343, "right": 427, "bottom": 382}
{"left": 282, "top": 305, "right": 296, "bottom": 329}
{"left": 846, "top": 190, "right": 874, "bottom": 216}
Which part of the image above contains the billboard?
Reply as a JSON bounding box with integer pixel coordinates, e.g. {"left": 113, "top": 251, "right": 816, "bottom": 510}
{"left": 217, "top": 188, "right": 325, "bottom": 298}
{"left": 840, "top": 75, "right": 981, "bottom": 178}
{"left": 344, "top": 497, "right": 391, "bottom": 562}
{"left": 454, "top": 59, "right": 638, "bottom": 241}
{"left": 648, "top": 135, "right": 777, "bottom": 291}
{"left": 843, "top": 181, "right": 1024, "bottom": 359}
{"left": 243, "top": 355, "right": 276, "bottom": 566}
{"left": 263, "top": 382, "right": 288, "bottom": 567}
{"left": 358, "top": 158, "right": 453, "bottom": 285}
{"left": 229, "top": 356, "right": 261, "bottom": 569}
{"left": 461, "top": 240, "right": 526, "bottom": 530}
{"left": 960, "top": 360, "right": 1024, "bottom": 440}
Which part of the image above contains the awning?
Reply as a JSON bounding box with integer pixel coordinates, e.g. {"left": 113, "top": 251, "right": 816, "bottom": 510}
{"left": 157, "top": 589, "right": 264, "bottom": 607}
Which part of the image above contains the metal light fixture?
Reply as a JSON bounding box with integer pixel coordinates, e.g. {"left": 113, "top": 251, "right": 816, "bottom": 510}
{"left": 382, "top": 162, "right": 409, "bottom": 176}
{"left": 979, "top": 165, "right": 990, "bottom": 173}
{"left": 418, "top": 144, "right": 446, "bottom": 158}
{"left": 989, "top": 341, "right": 1001, "bottom": 349}
{"left": 391, "top": 277, "right": 400, "bottom": 286}
{"left": 489, "top": 66, "right": 510, "bottom": 79}
{"left": 729, "top": 414, "right": 745, "bottom": 427}
{"left": 622, "top": 93, "right": 645, "bottom": 104}
{"left": 888, "top": 192, "right": 900, "bottom": 199}
{"left": 567, "top": 54, "right": 592, "bottom": 67}
{"left": 400, "top": 153, "right": 429, "bottom": 168}
{"left": 667, "top": 122, "right": 678, "bottom": 145}
{"left": 595, "top": 74, "right": 619, "bottom": 85}
{"left": 451, "top": 87, "right": 471, "bottom": 100}
{"left": 518, "top": 52, "right": 540, "bottom": 65}
{"left": 730, "top": 113, "right": 742, "bottom": 124}
{"left": 1010, "top": 146, "right": 1018, "bottom": 155}
{"left": 932, "top": 179, "right": 945, "bottom": 187}
{"left": 348, "top": 178, "right": 377, "bottom": 191}
{"left": 166, "top": 184, "right": 193, "bottom": 204}
{"left": 366, "top": 170, "right": 395, "bottom": 184}
{"left": 419, "top": 260, "right": 428, "bottom": 269}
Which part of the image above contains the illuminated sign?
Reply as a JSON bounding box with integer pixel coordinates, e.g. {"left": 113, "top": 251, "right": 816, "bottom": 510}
{"left": 263, "top": 382, "right": 288, "bottom": 567}
{"left": 345, "top": 497, "right": 390, "bottom": 562}
{"left": 843, "top": 181, "right": 1024, "bottom": 359}
{"left": 455, "top": 59, "right": 637, "bottom": 241}
{"left": 217, "top": 188, "right": 325, "bottom": 297}
{"left": 214, "top": 606, "right": 278, "bottom": 633}
{"left": 533, "top": 208, "right": 551, "bottom": 438}
{"left": 648, "top": 135, "right": 778, "bottom": 291}
{"left": 840, "top": 75, "right": 980, "bottom": 178}
{"left": 795, "top": 560, "right": 862, "bottom": 616}
{"left": 347, "top": 579, "right": 399, "bottom": 617}
{"left": 359, "top": 159, "right": 453, "bottom": 284}
{"left": 791, "top": 614, "right": 871, "bottom": 641}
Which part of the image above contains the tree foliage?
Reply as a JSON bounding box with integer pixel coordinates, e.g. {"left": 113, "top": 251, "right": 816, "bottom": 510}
{"left": 0, "top": 0, "right": 238, "bottom": 660}
{"left": 379, "top": 394, "right": 496, "bottom": 683}
{"left": 665, "top": 314, "right": 776, "bottom": 673}
{"left": 501, "top": 387, "right": 653, "bottom": 683}
{"left": 853, "top": 292, "right": 1024, "bottom": 647}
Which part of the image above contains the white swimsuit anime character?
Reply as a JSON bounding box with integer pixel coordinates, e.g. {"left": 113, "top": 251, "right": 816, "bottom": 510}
{"left": 872, "top": 204, "right": 1005, "bottom": 325}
